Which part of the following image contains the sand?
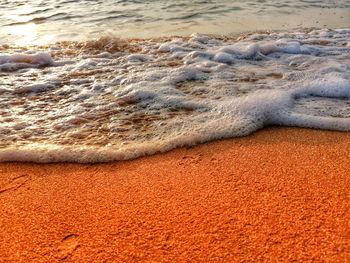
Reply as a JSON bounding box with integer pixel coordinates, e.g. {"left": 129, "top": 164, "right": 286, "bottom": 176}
{"left": 0, "top": 127, "right": 349, "bottom": 262}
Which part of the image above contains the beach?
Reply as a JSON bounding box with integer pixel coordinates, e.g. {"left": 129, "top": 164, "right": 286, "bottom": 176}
{"left": 1, "top": 0, "right": 350, "bottom": 261}
{"left": 1, "top": 127, "right": 349, "bottom": 262}
{"left": 1, "top": 28, "right": 350, "bottom": 163}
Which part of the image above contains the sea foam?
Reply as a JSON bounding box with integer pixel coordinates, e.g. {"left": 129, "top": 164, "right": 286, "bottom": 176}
{"left": 0, "top": 53, "right": 54, "bottom": 71}
{"left": 0, "top": 29, "right": 349, "bottom": 162}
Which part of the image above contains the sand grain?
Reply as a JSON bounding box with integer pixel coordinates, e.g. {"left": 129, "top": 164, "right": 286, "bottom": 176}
{"left": 0, "top": 128, "right": 349, "bottom": 262}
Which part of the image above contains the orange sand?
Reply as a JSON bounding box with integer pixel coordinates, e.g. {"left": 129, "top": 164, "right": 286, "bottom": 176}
{"left": 0, "top": 127, "right": 349, "bottom": 262}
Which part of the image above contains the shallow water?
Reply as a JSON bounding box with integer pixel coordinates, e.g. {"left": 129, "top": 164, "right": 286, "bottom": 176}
{"left": 0, "top": 28, "right": 349, "bottom": 162}
{"left": 0, "top": 1, "right": 350, "bottom": 162}
{"left": 0, "top": 0, "right": 349, "bottom": 44}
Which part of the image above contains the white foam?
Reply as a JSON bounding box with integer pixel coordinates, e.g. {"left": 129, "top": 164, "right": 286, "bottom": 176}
{"left": 14, "top": 83, "right": 56, "bottom": 94}
{"left": 0, "top": 53, "right": 54, "bottom": 71}
{"left": 0, "top": 28, "right": 349, "bottom": 162}
{"left": 127, "top": 54, "right": 153, "bottom": 62}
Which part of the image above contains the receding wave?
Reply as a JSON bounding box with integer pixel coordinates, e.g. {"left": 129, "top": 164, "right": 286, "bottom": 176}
{"left": 0, "top": 28, "right": 349, "bottom": 162}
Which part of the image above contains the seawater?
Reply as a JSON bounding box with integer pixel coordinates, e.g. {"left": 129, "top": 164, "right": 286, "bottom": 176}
{"left": 0, "top": 29, "right": 349, "bottom": 162}
{"left": 0, "top": 1, "right": 350, "bottom": 162}
{"left": 0, "top": 0, "right": 349, "bottom": 44}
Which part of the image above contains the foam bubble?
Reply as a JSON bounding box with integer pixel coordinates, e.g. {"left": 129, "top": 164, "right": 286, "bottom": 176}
{"left": 0, "top": 28, "right": 349, "bottom": 162}
{"left": 14, "top": 83, "right": 56, "bottom": 94}
{"left": 0, "top": 53, "right": 54, "bottom": 71}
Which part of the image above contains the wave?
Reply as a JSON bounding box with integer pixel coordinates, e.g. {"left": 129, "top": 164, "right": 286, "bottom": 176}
{"left": 0, "top": 28, "right": 349, "bottom": 162}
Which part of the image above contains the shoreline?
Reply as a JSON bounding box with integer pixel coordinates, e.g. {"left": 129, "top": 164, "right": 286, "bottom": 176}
{"left": 2, "top": 26, "right": 350, "bottom": 50}
{"left": 1, "top": 127, "right": 349, "bottom": 261}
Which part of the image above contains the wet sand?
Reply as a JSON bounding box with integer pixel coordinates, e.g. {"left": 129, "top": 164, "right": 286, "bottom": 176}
{"left": 0, "top": 127, "right": 349, "bottom": 262}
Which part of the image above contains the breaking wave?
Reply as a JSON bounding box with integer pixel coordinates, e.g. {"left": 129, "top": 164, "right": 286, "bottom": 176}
{"left": 0, "top": 28, "right": 349, "bottom": 162}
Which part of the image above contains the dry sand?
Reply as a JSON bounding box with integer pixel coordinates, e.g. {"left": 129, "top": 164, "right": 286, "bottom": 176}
{"left": 0, "top": 127, "right": 349, "bottom": 262}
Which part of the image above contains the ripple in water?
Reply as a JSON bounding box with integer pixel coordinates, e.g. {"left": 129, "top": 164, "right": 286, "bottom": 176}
{"left": 1, "top": 0, "right": 350, "bottom": 44}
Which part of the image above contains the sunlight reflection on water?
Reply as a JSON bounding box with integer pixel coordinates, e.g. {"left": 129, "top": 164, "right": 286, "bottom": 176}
{"left": 0, "top": 0, "right": 349, "bottom": 44}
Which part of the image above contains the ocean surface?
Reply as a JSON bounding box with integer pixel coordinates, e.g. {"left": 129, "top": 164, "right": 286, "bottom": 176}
{"left": 0, "top": 1, "right": 349, "bottom": 162}
{"left": 1, "top": 0, "right": 350, "bottom": 44}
